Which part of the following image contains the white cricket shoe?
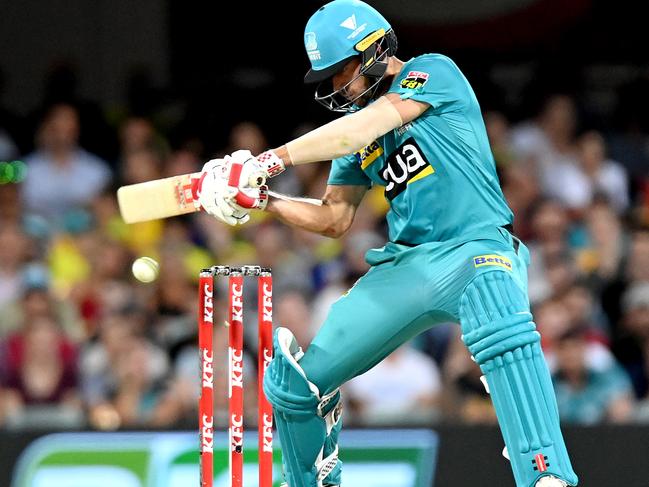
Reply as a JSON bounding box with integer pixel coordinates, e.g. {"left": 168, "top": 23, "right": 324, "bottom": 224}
{"left": 535, "top": 475, "right": 568, "bottom": 486}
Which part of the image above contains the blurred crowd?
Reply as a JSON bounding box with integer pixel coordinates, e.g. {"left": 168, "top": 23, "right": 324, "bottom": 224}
{"left": 1, "top": 63, "right": 649, "bottom": 432}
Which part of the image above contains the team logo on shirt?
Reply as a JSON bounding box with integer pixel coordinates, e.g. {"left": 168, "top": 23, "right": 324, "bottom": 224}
{"left": 355, "top": 141, "right": 384, "bottom": 169}
{"left": 381, "top": 138, "right": 434, "bottom": 200}
{"left": 400, "top": 70, "right": 429, "bottom": 90}
{"left": 473, "top": 254, "right": 512, "bottom": 271}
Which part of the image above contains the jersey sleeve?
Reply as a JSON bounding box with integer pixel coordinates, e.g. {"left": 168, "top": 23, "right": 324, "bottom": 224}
{"left": 327, "top": 153, "right": 372, "bottom": 187}
{"left": 389, "top": 54, "right": 468, "bottom": 112}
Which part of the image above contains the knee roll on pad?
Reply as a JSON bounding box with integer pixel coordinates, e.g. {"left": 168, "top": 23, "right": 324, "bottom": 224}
{"left": 263, "top": 328, "right": 342, "bottom": 487}
{"left": 460, "top": 271, "right": 577, "bottom": 487}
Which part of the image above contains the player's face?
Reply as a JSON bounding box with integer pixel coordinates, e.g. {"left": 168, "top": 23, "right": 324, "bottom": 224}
{"left": 332, "top": 58, "right": 371, "bottom": 107}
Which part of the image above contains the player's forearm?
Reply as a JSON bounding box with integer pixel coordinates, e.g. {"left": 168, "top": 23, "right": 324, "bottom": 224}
{"left": 265, "top": 193, "right": 352, "bottom": 238}
{"left": 272, "top": 96, "right": 402, "bottom": 166}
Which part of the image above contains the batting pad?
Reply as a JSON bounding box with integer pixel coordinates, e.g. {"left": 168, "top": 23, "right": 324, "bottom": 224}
{"left": 263, "top": 327, "right": 342, "bottom": 487}
{"left": 460, "top": 271, "right": 578, "bottom": 487}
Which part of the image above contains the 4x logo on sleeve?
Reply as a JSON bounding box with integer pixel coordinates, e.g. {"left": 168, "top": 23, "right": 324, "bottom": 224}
{"left": 400, "top": 70, "right": 429, "bottom": 90}
{"left": 381, "top": 138, "right": 434, "bottom": 200}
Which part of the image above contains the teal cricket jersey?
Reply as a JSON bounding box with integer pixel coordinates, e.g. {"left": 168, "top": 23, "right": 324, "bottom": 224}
{"left": 328, "top": 53, "right": 513, "bottom": 246}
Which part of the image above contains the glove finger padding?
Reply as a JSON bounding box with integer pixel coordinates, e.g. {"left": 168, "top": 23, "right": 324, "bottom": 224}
{"left": 210, "top": 204, "right": 238, "bottom": 226}
{"left": 232, "top": 185, "right": 269, "bottom": 211}
{"left": 215, "top": 195, "right": 251, "bottom": 226}
{"left": 234, "top": 212, "right": 250, "bottom": 225}
{"left": 215, "top": 186, "right": 236, "bottom": 217}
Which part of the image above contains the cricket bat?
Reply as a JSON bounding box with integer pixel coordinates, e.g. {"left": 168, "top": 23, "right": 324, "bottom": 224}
{"left": 117, "top": 171, "right": 267, "bottom": 223}
{"left": 117, "top": 172, "right": 201, "bottom": 223}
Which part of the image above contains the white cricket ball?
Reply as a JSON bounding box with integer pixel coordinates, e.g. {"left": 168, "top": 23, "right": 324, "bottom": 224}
{"left": 131, "top": 256, "right": 160, "bottom": 283}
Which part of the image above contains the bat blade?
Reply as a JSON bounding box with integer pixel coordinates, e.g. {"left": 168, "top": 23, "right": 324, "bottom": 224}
{"left": 117, "top": 172, "right": 201, "bottom": 223}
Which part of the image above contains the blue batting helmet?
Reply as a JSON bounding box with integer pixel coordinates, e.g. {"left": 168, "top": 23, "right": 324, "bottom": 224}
{"left": 303, "top": 0, "right": 396, "bottom": 83}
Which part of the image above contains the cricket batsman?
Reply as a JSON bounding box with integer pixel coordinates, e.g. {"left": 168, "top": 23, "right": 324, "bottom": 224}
{"left": 195, "top": 1, "right": 578, "bottom": 485}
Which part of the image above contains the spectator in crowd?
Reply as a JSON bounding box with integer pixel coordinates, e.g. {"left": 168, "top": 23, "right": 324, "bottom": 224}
{"left": 626, "top": 230, "right": 649, "bottom": 285}
{"left": 150, "top": 244, "right": 197, "bottom": 353}
{"left": 222, "top": 121, "right": 268, "bottom": 157}
{"left": 21, "top": 103, "right": 111, "bottom": 224}
{"left": 120, "top": 147, "right": 164, "bottom": 185}
{"left": 106, "top": 333, "right": 172, "bottom": 427}
{"left": 535, "top": 298, "right": 574, "bottom": 351}
{"left": 613, "top": 282, "right": 649, "bottom": 401}
{"left": 562, "top": 282, "right": 609, "bottom": 336}
{"left": 118, "top": 116, "right": 166, "bottom": 157}
{"left": 345, "top": 343, "right": 442, "bottom": 426}
{"left": 0, "top": 184, "right": 22, "bottom": 226}
{"left": 575, "top": 131, "right": 629, "bottom": 214}
{"left": 511, "top": 94, "right": 576, "bottom": 166}
{"left": 163, "top": 148, "right": 201, "bottom": 178}
{"left": 576, "top": 202, "right": 627, "bottom": 289}
{"left": 66, "top": 235, "right": 135, "bottom": 337}
{"left": 484, "top": 110, "right": 516, "bottom": 169}
{"left": 116, "top": 116, "right": 170, "bottom": 181}
{"left": 552, "top": 326, "right": 634, "bottom": 424}
{"left": 525, "top": 199, "right": 572, "bottom": 303}
{"left": 0, "top": 315, "right": 82, "bottom": 428}
{"left": 0, "top": 263, "right": 83, "bottom": 343}
{"left": 511, "top": 94, "right": 582, "bottom": 210}
{"left": 535, "top": 295, "right": 615, "bottom": 376}
{"left": 80, "top": 313, "right": 133, "bottom": 421}
{"left": 80, "top": 311, "right": 170, "bottom": 429}
{"left": 603, "top": 230, "right": 649, "bottom": 334}
{"left": 485, "top": 109, "right": 542, "bottom": 236}
{"left": 38, "top": 62, "right": 117, "bottom": 160}
{"left": 545, "top": 252, "right": 579, "bottom": 299}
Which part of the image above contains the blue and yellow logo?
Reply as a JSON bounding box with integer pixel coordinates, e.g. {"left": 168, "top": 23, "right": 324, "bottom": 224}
{"left": 355, "top": 141, "right": 383, "bottom": 169}
{"left": 473, "top": 254, "right": 512, "bottom": 271}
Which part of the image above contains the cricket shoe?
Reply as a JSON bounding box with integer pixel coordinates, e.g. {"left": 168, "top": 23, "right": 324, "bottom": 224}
{"left": 535, "top": 475, "right": 568, "bottom": 487}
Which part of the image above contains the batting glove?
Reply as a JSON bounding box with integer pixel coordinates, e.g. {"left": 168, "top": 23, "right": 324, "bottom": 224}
{"left": 194, "top": 158, "right": 250, "bottom": 226}
{"left": 223, "top": 149, "right": 282, "bottom": 211}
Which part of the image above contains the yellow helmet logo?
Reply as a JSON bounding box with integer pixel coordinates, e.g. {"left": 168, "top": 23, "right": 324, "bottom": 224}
{"left": 355, "top": 28, "right": 385, "bottom": 52}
